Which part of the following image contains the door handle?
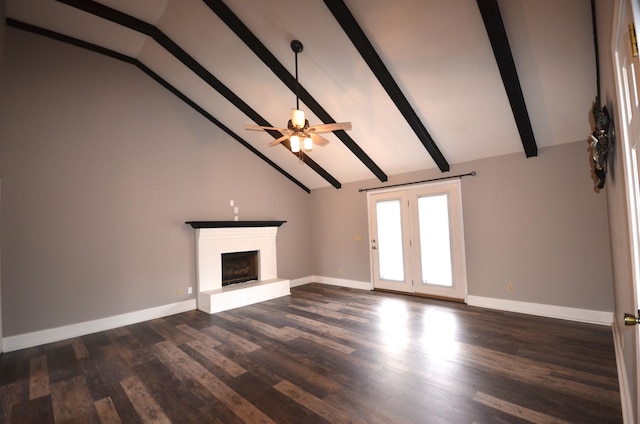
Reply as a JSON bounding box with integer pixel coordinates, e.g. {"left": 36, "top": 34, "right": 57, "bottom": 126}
{"left": 624, "top": 310, "right": 640, "bottom": 325}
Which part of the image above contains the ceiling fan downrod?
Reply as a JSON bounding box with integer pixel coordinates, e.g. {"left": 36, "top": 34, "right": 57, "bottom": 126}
{"left": 291, "top": 40, "right": 303, "bottom": 111}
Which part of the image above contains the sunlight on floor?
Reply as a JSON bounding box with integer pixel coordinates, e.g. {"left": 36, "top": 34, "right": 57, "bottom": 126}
{"left": 377, "top": 299, "right": 460, "bottom": 360}
{"left": 377, "top": 299, "right": 410, "bottom": 351}
{"left": 421, "top": 309, "right": 459, "bottom": 359}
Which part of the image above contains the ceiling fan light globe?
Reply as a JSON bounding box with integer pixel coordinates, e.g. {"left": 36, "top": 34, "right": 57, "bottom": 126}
{"left": 304, "top": 136, "right": 313, "bottom": 151}
{"left": 290, "top": 135, "right": 301, "bottom": 152}
{"left": 291, "top": 109, "right": 305, "bottom": 128}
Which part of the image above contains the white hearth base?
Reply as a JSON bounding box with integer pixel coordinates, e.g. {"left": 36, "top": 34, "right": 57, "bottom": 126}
{"left": 198, "top": 278, "right": 290, "bottom": 314}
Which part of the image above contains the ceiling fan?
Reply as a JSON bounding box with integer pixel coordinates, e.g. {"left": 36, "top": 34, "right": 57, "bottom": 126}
{"left": 244, "top": 40, "right": 352, "bottom": 154}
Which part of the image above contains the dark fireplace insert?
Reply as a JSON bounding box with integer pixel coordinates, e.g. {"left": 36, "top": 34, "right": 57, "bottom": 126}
{"left": 221, "top": 250, "right": 259, "bottom": 286}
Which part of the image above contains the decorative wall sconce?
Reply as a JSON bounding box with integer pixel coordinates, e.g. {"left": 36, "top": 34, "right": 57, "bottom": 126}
{"left": 590, "top": 97, "right": 614, "bottom": 190}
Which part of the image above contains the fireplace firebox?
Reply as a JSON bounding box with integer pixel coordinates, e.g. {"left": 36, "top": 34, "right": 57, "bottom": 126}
{"left": 221, "top": 250, "right": 258, "bottom": 286}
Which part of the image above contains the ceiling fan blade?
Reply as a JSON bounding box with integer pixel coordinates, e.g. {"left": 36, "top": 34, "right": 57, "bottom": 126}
{"left": 244, "top": 124, "right": 289, "bottom": 132}
{"left": 309, "top": 133, "right": 330, "bottom": 146}
{"left": 268, "top": 134, "right": 291, "bottom": 147}
{"left": 307, "top": 122, "right": 352, "bottom": 133}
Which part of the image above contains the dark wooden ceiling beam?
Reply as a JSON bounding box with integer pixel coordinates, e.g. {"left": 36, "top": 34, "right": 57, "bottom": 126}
{"left": 476, "top": 0, "right": 537, "bottom": 157}
{"left": 55, "top": 0, "right": 342, "bottom": 189}
{"left": 323, "top": 0, "right": 450, "bottom": 173}
{"left": 202, "top": 0, "right": 388, "bottom": 183}
{"left": 6, "top": 18, "right": 312, "bottom": 193}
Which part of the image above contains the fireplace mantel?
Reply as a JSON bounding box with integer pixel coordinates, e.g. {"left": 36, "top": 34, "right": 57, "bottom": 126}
{"left": 186, "top": 221, "right": 286, "bottom": 229}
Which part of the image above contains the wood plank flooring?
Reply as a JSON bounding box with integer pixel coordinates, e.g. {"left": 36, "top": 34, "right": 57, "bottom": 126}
{"left": 0, "top": 284, "right": 622, "bottom": 423}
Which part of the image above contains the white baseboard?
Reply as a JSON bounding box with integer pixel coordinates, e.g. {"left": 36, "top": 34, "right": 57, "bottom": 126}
{"left": 316, "top": 276, "right": 373, "bottom": 290}
{"left": 466, "top": 295, "right": 614, "bottom": 326}
{"left": 289, "top": 276, "right": 315, "bottom": 287}
{"left": 289, "top": 275, "right": 372, "bottom": 290}
{"left": 2, "top": 299, "right": 197, "bottom": 353}
{"left": 612, "top": 319, "right": 635, "bottom": 424}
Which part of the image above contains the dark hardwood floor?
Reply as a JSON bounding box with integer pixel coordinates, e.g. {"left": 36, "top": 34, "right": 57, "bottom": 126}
{"left": 0, "top": 283, "right": 622, "bottom": 423}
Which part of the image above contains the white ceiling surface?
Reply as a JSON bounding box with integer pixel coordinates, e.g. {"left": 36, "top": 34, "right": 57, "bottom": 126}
{"left": 6, "top": 0, "right": 596, "bottom": 190}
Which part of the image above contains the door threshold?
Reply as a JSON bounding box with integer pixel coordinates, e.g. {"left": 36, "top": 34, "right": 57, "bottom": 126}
{"left": 373, "top": 288, "right": 466, "bottom": 304}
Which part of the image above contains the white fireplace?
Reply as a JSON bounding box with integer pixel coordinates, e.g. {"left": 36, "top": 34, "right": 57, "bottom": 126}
{"left": 187, "top": 221, "right": 290, "bottom": 313}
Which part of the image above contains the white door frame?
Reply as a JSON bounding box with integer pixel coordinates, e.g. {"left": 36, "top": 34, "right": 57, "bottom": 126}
{"left": 367, "top": 179, "right": 468, "bottom": 301}
{"left": 0, "top": 180, "right": 3, "bottom": 354}
{"left": 612, "top": 0, "right": 640, "bottom": 421}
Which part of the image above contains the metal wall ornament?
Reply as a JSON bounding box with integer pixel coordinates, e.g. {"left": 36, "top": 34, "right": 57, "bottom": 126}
{"left": 590, "top": 97, "right": 615, "bottom": 190}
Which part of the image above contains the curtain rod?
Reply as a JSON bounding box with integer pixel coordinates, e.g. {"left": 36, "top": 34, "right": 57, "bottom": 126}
{"left": 358, "top": 171, "right": 476, "bottom": 193}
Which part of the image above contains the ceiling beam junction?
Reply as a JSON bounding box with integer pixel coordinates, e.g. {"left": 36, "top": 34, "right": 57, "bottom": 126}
{"left": 6, "top": 18, "right": 313, "bottom": 193}
{"left": 323, "top": 0, "right": 450, "bottom": 173}
{"left": 476, "top": 0, "right": 538, "bottom": 158}
{"left": 56, "top": 0, "right": 342, "bottom": 189}
{"left": 202, "top": 0, "right": 388, "bottom": 183}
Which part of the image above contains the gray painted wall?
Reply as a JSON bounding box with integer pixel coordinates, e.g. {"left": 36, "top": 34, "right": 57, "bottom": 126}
{"left": 0, "top": 28, "right": 313, "bottom": 337}
{"left": 311, "top": 140, "right": 615, "bottom": 312}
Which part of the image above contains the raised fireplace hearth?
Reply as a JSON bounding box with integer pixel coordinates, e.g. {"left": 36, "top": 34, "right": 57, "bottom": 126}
{"left": 186, "top": 221, "right": 290, "bottom": 314}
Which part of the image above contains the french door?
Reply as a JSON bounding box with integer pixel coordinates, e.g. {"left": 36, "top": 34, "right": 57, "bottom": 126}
{"left": 368, "top": 180, "right": 467, "bottom": 301}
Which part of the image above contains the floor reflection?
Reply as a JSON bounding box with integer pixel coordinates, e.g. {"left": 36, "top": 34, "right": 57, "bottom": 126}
{"left": 377, "top": 298, "right": 460, "bottom": 359}
{"left": 378, "top": 298, "right": 409, "bottom": 351}
{"left": 421, "top": 308, "right": 458, "bottom": 359}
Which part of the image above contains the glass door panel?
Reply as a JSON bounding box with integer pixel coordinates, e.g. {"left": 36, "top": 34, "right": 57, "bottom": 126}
{"left": 417, "top": 194, "right": 453, "bottom": 287}
{"left": 412, "top": 181, "right": 467, "bottom": 300}
{"left": 369, "top": 191, "right": 412, "bottom": 292}
{"left": 376, "top": 200, "right": 405, "bottom": 281}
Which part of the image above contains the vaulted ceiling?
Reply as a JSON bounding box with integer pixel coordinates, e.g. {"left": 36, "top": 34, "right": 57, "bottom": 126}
{"left": 5, "top": 0, "right": 597, "bottom": 192}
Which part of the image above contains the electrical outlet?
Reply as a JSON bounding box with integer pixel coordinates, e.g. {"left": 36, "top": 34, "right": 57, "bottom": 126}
{"left": 507, "top": 283, "right": 514, "bottom": 292}
{"left": 187, "top": 286, "right": 193, "bottom": 294}
{"left": 177, "top": 288, "right": 183, "bottom": 296}
{"left": 338, "top": 267, "right": 343, "bottom": 274}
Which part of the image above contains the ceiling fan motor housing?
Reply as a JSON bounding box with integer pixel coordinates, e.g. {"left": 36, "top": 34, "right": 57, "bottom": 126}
{"left": 290, "top": 40, "right": 303, "bottom": 53}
